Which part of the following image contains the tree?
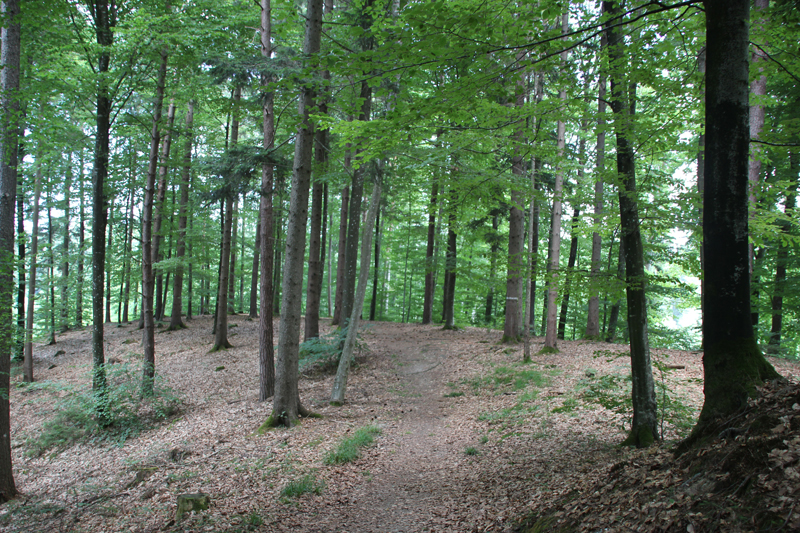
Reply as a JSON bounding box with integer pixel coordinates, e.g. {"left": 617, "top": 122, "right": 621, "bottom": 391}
{"left": 0, "top": 0, "right": 21, "bottom": 501}
{"left": 265, "top": 0, "right": 324, "bottom": 427}
{"left": 22, "top": 160, "right": 41, "bottom": 383}
{"left": 684, "top": 0, "right": 780, "bottom": 448}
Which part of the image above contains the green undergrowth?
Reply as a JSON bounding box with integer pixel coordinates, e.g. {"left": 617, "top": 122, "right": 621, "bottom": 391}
{"left": 465, "top": 363, "right": 549, "bottom": 395}
{"left": 22, "top": 362, "right": 181, "bottom": 456}
{"left": 299, "top": 325, "right": 366, "bottom": 374}
{"left": 280, "top": 473, "right": 325, "bottom": 499}
{"left": 323, "top": 425, "right": 382, "bottom": 465}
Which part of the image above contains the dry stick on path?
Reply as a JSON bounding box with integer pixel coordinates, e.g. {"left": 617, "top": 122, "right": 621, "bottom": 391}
{"left": 331, "top": 176, "right": 382, "bottom": 405}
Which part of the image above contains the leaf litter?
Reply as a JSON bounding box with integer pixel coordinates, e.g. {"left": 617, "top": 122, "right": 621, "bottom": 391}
{"left": 4, "top": 316, "right": 799, "bottom": 532}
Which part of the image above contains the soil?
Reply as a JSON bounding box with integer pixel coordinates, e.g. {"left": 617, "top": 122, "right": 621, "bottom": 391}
{"left": 3, "top": 316, "right": 799, "bottom": 532}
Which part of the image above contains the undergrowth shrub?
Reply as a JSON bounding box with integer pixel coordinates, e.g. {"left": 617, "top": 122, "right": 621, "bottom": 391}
{"left": 24, "top": 363, "right": 181, "bottom": 456}
{"left": 299, "top": 325, "right": 365, "bottom": 372}
{"left": 281, "top": 473, "right": 325, "bottom": 498}
{"left": 324, "top": 425, "right": 382, "bottom": 464}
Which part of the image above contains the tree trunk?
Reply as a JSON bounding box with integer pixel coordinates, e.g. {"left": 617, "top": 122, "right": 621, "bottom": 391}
{"left": 227, "top": 197, "right": 238, "bottom": 314}
{"left": 76, "top": 154, "right": 85, "bottom": 328}
{"left": 606, "top": 237, "right": 624, "bottom": 342}
{"left": 212, "top": 195, "right": 234, "bottom": 351}
{"left": 605, "top": 0, "right": 658, "bottom": 447}
{"left": 485, "top": 212, "right": 498, "bottom": 326}
{"left": 15, "top": 143, "right": 24, "bottom": 362}
{"left": 153, "top": 100, "right": 176, "bottom": 322}
{"left": 141, "top": 47, "right": 168, "bottom": 396}
{"left": 341, "top": 153, "right": 367, "bottom": 326}
{"left": 369, "top": 202, "right": 381, "bottom": 320}
{"left": 443, "top": 188, "right": 457, "bottom": 330}
{"left": 331, "top": 184, "right": 349, "bottom": 325}
{"left": 331, "top": 178, "right": 382, "bottom": 404}
{"left": 60, "top": 161, "right": 72, "bottom": 332}
{"left": 683, "top": 0, "right": 780, "bottom": 451}
{"left": 304, "top": 141, "right": 325, "bottom": 340}
{"left": 169, "top": 101, "right": 193, "bottom": 331}
{"left": 120, "top": 165, "right": 134, "bottom": 323}
{"left": 586, "top": 62, "right": 606, "bottom": 339}
{"left": 23, "top": 159, "right": 42, "bottom": 383}
{"left": 267, "top": 0, "right": 323, "bottom": 427}
{"left": 258, "top": 0, "right": 276, "bottom": 401}
{"left": 557, "top": 206, "right": 580, "bottom": 340}
{"left": 249, "top": 217, "right": 260, "bottom": 319}
{"left": 422, "top": 179, "right": 438, "bottom": 324}
{"left": 104, "top": 199, "right": 113, "bottom": 323}
{"left": 0, "top": 0, "right": 21, "bottom": 499}
{"left": 767, "top": 154, "right": 797, "bottom": 355}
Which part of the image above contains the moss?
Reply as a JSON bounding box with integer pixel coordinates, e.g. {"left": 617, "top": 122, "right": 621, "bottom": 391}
{"left": 538, "top": 346, "right": 559, "bottom": 355}
{"left": 502, "top": 334, "right": 521, "bottom": 344}
{"left": 329, "top": 400, "right": 343, "bottom": 407}
{"left": 622, "top": 424, "right": 655, "bottom": 448}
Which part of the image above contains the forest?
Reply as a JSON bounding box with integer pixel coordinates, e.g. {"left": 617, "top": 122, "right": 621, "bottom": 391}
{"left": 0, "top": 0, "right": 799, "bottom": 530}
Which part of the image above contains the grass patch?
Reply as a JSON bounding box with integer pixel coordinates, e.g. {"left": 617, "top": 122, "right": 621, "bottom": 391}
{"left": 280, "top": 473, "right": 324, "bottom": 498}
{"left": 323, "top": 425, "right": 382, "bottom": 465}
{"left": 464, "top": 446, "right": 479, "bottom": 456}
{"left": 24, "top": 363, "right": 181, "bottom": 456}
{"left": 465, "top": 364, "right": 548, "bottom": 394}
{"left": 444, "top": 391, "right": 464, "bottom": 398}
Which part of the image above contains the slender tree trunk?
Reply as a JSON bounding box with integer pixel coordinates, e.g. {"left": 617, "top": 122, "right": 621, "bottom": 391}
{"left": 0, "top": 0, "right": 21, "bottom": 499}
{"left": 14, "top": 143, "right": 24, "bottom": 362}
{"left": 767, "top": 154, "right": 797, "bottom": 355}
{"left": 369, "top": 203, "right": 380, "bottom": 321}
{"left": 586, "top": 63, "right": 606, "bottom": 339}
{"left": 606, "top": 237, "right": 624, "bottom": 342}
{"left": 153, "top": 100, "right": 175, "bottom": 322}
{"left": 268, "top": 0, "right": 323, "bottom": 427}
{"left": 605, "top": 0, "right": 658, "bottom": 447}
{"left": 212, "top": 196, "right": 234, "bottom": 351}
{"left": 60, "top": 161, "right": 72, "bottom": 332}
{"left": 304, "top": 149, "right": 324, "bottom": 340}
{"left": 141, "top": 47, "right": 168, "bottom": 396}
{"left": 122, "top": 158, "right": 135, "bottom": 323}
{"left": 544, "top": 12, "right": 568, "bottom": 351}
{"left": 422, "top": 179, "right": 438, "bottom": 324}
{"left": 227, "top": 197, "right": 238, "bottom": 314}
{"left": 331, "top": 177, "right": 381, "bottom": 404}
{"left": 485, "top": 212, "right": 498, "bottom": 325}
{"left": 331, "top": 184, "right": 349, "bottom": 325}
{"left": 323, "top": 184, "right": 331, "bottom": 317}
{"left": 341, "top": 157, "right": 367, "bottom": 326}
{"left": 76, "top": 154, "right": 85, "bottom": 328}
{"left": 23, "top": 160, "right": 42, "bottom": 383}
{"left": 443, "top": 185, "right": 457, "bottom": 330}
{"left": 258, "top": 0, "right": 276, "bottom": 401}
{"left": 557, "top": 207, "right": 580, "bottom": 340}
{"left": 529, "top": 158, "right": 542, "bottom": 331}
{"left": 169, "top": 101, "right": 193, "bottom": 331}
{"left": 105, "top": 200, "right": 113, "bottom": 323}
{"left": 249, "top": 217, "right": 260, "bottom": 319}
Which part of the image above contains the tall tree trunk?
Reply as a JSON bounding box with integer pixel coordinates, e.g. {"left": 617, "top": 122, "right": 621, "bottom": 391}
{"left": 767, "top": 154, "right": 797, "bottom": 355}
{"left": 0, "top": 0, "right": 21, "bottom": 499}
{"left": 212, "top": 196, "right": 234, "bottom": 351}
{"left": 557, "top": 206, "right": 580, "bottom": 340}
{"left": 304, "top": 145, "right": 325, "bottom": 340}
{"left": 141, "top": 47, "right": 168, "bottom": 396}
{"left": 341, "top": 154, "right": 367, "bottom": 326}
{"left": 331, "top": 177, "right": 382, "bottom": 404}
{"left": 443, "top": 185, "right": 457, "bottom": 330}
{"left": 249, "top": 217, "right": 260, "bottom": 319}
{"left": 23, "top": 160, "right": 42, "bottom": 383}
{"left": 168, "top": 101, "right": 193, "bottom": 331}
{"left": 14, "top": 141, "right": 24, "bottom": 362}
{"left": 122, "top": 160, "right": 135, "bottom": 323}
{"left": 331, "top": 184, "right": 349, "bottom": 325}
{"left": 76, "top": 153, "right": 85, "bottom": 328}
{"left": 104, "top": 200, "right": 113, "bottom": 323}
{"left": 485, "top": 212, "right": 498, "bottom": 325}
{"left": 605, "top": 0, "right": 658, "bottom": 447}
{"left": 586, "top": 62, "right": 606, "bottom": 339}
{"left": 258, "top": 0, "right": 276, "bottom": 401}
{"left": 227, "top": 197, "right": 238, "bottom": 314}
{"left": 153, "top": 100, "right": 176, "bottom": 322}
{"left": 684, "top": 0, "right": 780, "bottom": 450}
{"left": 605, "top": 237, "right": 624, "bottom": 342}
{"left": 267, "top": 0, "right": 323, "bottom": 427}
{"left": 60, "top": 160, "right": 72, "bottom": 332}
{"left": 369, "top": 203, "right": 381, "bottom": 321}
{"left": 544, "top": 12, "right": 569, "bottom": 351}
{"left": 422, "top": 179, "right": 438, "bottom": 324}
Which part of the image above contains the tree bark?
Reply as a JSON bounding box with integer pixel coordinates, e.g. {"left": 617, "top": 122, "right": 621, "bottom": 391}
{"left": 331, "top": 177, "right": 382, "bottom": 404}
{"left": 212, "top": 196, "right": 234, "bottom": 351}
{"left": 169, "top": 101, "right": 193, "bottom": 331}
{"left": 23, "top": 159, "right": 42, "bottom": 383}
{"left": 369, "top": 202, "right": 381, "bottom": 320}
{"left": 60, "top": 161, "right": 72, "bottom": 331}
{"left": 605, "top": 237, "right": 624, "bottom": 342}
{"left": 557, "top": 206, "right": 580, "bottom": 340}
{"left": 331, "top": 184, "right": 349, "bottom": 325}
{"left": 683, "top": 0, "right": 780, "bottom": 450}
{"left": 104, "top": 198, "right": 113, "bottom": 324}
{"left": 422, "top": 179, "right": 438, "bottom": 324}
{"left": 586, "top": 61, "right": 606, "bottom": 339}
{"left": 605, "top": 0, "right": 658, "bottom": 447}
{"left": 0, "top": 0, "right": 21, "bottom": 499}
{"left": 76, "top": 154, "right": 85, "bottom": 328}
{"left": 267, "top": 0, "right": 323, "bottom": 426}
{"left": 141, "top": 46, "right": 168, "bottom": 396}
{"left": 443, "top": 187, "right": 457, "bottom": 330}
{"left": 153, "top": 100, "right": 176, "bottom": 322}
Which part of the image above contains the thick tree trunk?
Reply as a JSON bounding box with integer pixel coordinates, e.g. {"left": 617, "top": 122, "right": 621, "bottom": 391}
{"left": 605, "top": 0, "right": 658, "bottom": 447}
{"left": 684, "top": 0, "right": 780, "bottom": 450}
{"left": 141, "top": 47, "right": 168, "bottom": 396}
{"left": 0, "top": 0, "right": 21, "bottom": 499}
{"left": 267, "top": 0, "right": 323, "bottom": 427}
{"left": 169, "top": 101, "right": 193, "bottom": 331}
{"left": 422, "top": 180, "right": 438, "bottom": 324}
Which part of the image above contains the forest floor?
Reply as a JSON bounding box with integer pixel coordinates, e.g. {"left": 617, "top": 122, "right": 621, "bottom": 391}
{"left": 3, "top": 316, "right": 800, "bottom": 532}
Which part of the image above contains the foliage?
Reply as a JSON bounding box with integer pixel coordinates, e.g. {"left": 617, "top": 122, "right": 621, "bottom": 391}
{"left": 323, "top": 425, "right": 382, "bottom": 465}
{"left": 24, "top": 363, "right": 181, "bottom": 456}
{"left": 299, "top": 326, "right": 365, "bottom": 372}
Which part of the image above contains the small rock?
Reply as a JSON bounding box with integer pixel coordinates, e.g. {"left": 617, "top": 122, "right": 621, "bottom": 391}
{"left": 54, "top": 349, "right": 65, "bottom": 357}
{"left": 176, "top": 493, "right": 210, "bottom": 521}
{"left": 48, "top": 364, "right": 57, "bottom": 370}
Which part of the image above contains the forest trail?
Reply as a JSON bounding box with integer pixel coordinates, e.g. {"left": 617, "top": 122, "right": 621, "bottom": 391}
{"left": 7, "top": 318, "right": 800, "bottom": 532}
